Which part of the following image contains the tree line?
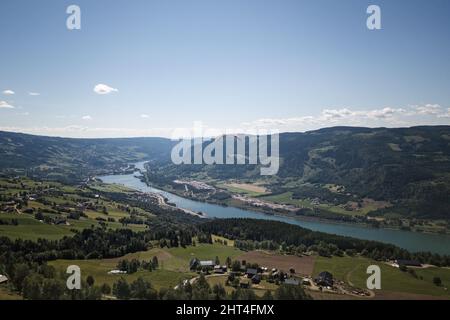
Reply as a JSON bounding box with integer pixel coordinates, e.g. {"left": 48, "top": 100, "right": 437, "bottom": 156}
{"left": 199, "top": 218, "right": 450, "bottom": 266}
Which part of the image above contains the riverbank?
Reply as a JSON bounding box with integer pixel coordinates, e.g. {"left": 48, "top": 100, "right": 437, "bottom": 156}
{"left": 97, "top": 169, "right": 450, "bottom": 255}
{"left": 140, "top": 175, "right": 449, "bottom": 238}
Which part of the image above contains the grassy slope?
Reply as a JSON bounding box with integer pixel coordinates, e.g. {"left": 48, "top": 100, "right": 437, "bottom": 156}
{"left": 0, "top": 212, "right": 74, "bottom": 241}
{"left": 314, "top": 256, "right": 450, "bottom": 298}
{"left": 0, "top": 178, "right": 149, "bottom": 240}
{"left": 49, "top": 243, "right": 243, "bottom": 290}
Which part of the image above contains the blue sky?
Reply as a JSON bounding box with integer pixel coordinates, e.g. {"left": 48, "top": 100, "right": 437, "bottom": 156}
{"left": 1, "top": 0, "right": 450, "bottom": 138}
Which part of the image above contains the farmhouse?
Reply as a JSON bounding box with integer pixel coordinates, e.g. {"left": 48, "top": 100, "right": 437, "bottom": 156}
{"left": 214, "top": 265, "right": 228, "bottom": 274}
{"left": 189, "top": 258, "right": 215, "bottom": 271}
{"left": 200, "top": 260, "right": 215, "bottom": 268}
{"left": 395, "top": 259, "right": 422, "bottom": 267}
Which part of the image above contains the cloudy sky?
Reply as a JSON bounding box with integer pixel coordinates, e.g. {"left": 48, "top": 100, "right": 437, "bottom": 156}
{"left": 1, "top": 0, "right": 450, "bottom": 138}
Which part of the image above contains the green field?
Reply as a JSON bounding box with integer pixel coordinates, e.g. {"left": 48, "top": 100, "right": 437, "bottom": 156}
{"left": 49, "top": 243, "right": 243, "bottom": 290}
{"left": 261, "top": 192, "right": 371, "bottom": 217}
{"left": 217, "top": 183, "right": 267, "bottom": 197}
{"left": 314, "top": 256, "right": 450, "bottom": 298}
{"left": 0, "top": 212, "right": 147, "bottom": 241}
{"left": 49, "top": 248, "right": 192, "bottom": 290}
{"left": 260, "top": 192, "right": 313, "bottom": 207}
{"left": 0, "top": 213, "right": 74, "bottom": 241}
{"left": 167, "top": 242, "right": 242, "bottom": 264}
{"left": 0, "top": 178, "right": 151, "bottom": 240}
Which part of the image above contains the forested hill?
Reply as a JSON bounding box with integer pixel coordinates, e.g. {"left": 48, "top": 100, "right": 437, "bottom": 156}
{"left": 146, "top": 126, "right": 450, "bottom": 219}
{"left": 1, "top": 126, "right": 450, "bottom": 218}
{"left": 277, "top": 126, "right": 450, "bottom": 214}
{"left": 0, "top": 131, "right": 175, "bottom": 183}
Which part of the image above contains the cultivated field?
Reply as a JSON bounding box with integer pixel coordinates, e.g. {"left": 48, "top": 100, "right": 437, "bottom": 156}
{"left": 219, "top": 183, "right": 268, "bottom": 196}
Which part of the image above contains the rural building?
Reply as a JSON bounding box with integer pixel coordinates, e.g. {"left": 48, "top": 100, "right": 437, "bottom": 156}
{"left": 189, "top": 258, "right": 215, "bottom": 271}
{"left": 214, "top": 265, "right": 227, "bottom": 274}
{"left": 0, "top": 275, "right": 8, "bottom": 284}
{"left": 315, "top": 271, "right": 333, "bottom": 287}
{"left": 200, "top": 260, "right": 214, "bottom": 269}
{"left": 190, "top": 258, "right": 200, "bottom": 270}
{"left": 107, "top": 270, "right": 127, "bottom": 275}
{"left": 302, "top": 279, "right": 311, "bottom": 286}
{"left": 395, "top": 259, "right": 422, "bottom": 267}
{"left": 246, "top": 268, "right": 258, "bottom": 278}
{"left": 251, "top": 274, "right": 261, "bottom": 284}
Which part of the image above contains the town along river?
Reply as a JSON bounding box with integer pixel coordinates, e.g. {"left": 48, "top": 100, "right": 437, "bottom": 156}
{"left": 98, "top": 162, "right": 450, "bottom": 255}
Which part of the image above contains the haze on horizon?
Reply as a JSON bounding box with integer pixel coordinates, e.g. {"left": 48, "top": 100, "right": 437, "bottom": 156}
{"left": 1, "top": 0, "right": 450, "bottom": 138}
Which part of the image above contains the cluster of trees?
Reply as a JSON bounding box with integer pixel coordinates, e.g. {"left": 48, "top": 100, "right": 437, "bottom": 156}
{"left": 200, "top": 219, "right": 450, "bottom": 266}
{"left": 112, "top": 274, "right": 309, "bottom": 300}
{"left": 113, "top": 277, "right": 158, "bottom": 300}
{"left": 294, "top": 207, "right": 367, "bottom": 224}
{"left": 0, "top": 260, "right": 103, "bottom": 300}
{"left": 116, "top": 256, "right": 159, "bottom": 274}
{"left": 0, "top": 223, "right": 197, "bottom": 266}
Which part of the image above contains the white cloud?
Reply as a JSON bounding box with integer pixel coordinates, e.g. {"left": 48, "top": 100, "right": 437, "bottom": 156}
{"left": 140, "top": 114, "right": 150, "bottom": 118}
{"left": 322, "top": 108, "right": 353, "bottom": 119}
{"left": 93, "top": 84, "right": 118, "bottom": 95}
{"left": 366, "top": 107, "right": 406, "bottom": 119}
{"left": 82, "top": 115, "right": 93, "bottom": 121}
{"left": 2, "top": 104, "right": 449, "bottom": 139}
{"left": 0, "top": 125, "right": 175, "bottom": 139}
{"left": 241, "top": 105, "right": 449, "bottom": 132}
{"left": 28, "top": 92, "right": 40, "bottom": 96}
{"left": 438, "top": 108, "right": 450, "bottom": 118}
{"left": 415, "top": 104, "right": 442, "bottom": 115}
{"left": 0, "top": 101, "right": 14, "bottom": 109}
{"left": 3, "top": 90, "right": 15, "bottom": 95}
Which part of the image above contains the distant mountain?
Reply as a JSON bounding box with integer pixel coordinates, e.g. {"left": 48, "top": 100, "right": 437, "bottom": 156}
{"left": 277, "top": 126, "right": 450, "bottom": 219}
{"left": 0, "top": 131, "right": 174, "bottom": 183}
{"left": 145, "top": 126, "right": 450, "bottom": 220}
{"left": 1, "top": 126, "right": 450, "bottom": 219}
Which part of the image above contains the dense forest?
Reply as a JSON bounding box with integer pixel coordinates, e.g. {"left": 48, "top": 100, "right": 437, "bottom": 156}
{"left": 199, "top": 219, "right": 450, "bottom": 267}
{"left": 145, "top": 126, "right": 450, "bottom": 220}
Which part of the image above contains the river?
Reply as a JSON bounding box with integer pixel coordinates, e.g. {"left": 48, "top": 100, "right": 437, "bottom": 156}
{"left": 98, "top": 162, "right": 450, "bottom": 255}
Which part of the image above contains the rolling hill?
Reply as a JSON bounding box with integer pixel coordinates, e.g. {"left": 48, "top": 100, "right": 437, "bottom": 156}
{"left": 1, "top": 126, "right": 450, "bottom": 219}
